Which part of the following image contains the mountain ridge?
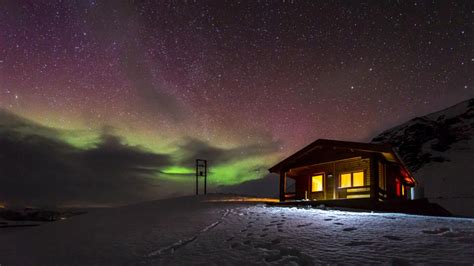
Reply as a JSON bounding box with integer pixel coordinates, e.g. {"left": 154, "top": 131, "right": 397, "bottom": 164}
{"left": 372, "top": 98, "right": 474, "bottom": 216}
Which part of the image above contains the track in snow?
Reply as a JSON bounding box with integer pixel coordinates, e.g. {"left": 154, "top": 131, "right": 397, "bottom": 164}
{"left": 145, "top": 208, "right": 231, "bottom": 257}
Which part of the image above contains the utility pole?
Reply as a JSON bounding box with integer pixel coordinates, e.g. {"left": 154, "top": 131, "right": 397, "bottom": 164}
{"left": 204, "top": 160, "right": 207, "bottom": 194}
{"left": 195, "top": 160, "right": 199, "bottom": 195}
{"left": 195, "top": 159, "right": 208, "bottom": 195}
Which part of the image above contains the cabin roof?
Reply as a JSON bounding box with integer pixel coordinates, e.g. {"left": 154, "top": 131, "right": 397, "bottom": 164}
{"left": 268, "top": 139, "right": 416, "bottom": 185}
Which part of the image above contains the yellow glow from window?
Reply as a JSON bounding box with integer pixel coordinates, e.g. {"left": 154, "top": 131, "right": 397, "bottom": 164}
{"left": 311, "top": 175, "right": 323, "bottom": 192}
{"left": 347, "top": 187, "right": 370, "bottom": 193}
{"left": 340, "top": 173, "right": 351, "bottom": 188}
{"left": 353, "top": 171, "right": 364, "bottom": 187}
{"left": 340, "top": 171, "right": 365, "bottom": 188}
{"left": 347, "top": 194, "right": 370, "bottom": 199}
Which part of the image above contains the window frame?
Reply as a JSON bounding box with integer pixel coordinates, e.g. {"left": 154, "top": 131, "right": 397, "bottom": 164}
{"left": 339, "top": 170, "right": 365, "bottom": 188}
{"left": 311, "top": 173, "right": 325, "bottom": 192}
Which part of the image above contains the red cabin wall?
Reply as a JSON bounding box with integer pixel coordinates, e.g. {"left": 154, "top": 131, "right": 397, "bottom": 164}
{"left": 385, "top": 164, "right": 408, "bottom": 200}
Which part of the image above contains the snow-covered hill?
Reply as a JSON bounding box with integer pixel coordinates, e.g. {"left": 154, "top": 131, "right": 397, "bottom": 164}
{"left": 372, "top": 98, "right": 474, "bottom": 217}
{"left": 218, "top": 173, "right": 279, "bottom": 198}
{"left": 0, "top": 195, "right": 473, "bottom": 265}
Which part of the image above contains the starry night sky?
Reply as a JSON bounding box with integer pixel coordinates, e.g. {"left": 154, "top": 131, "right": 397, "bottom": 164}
{"left": 0, "top": 1, "right": 473, "bottom": 205}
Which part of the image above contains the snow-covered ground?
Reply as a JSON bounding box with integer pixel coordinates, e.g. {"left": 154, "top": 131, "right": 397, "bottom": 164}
{"left": 1, "top": 195, "right": 473, "bottom": 265}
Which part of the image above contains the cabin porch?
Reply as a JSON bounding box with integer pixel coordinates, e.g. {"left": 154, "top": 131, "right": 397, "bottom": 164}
{"left": 280, "top": 157, "right": 375, "bottom": 202}
{"left": 279, "top": 156, "right": 416, "bottom": 203}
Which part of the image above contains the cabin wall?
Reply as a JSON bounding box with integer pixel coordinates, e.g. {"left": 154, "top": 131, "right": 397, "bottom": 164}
{"left": 383, "top": 163, "right": 410, "bottom": 200}
{"left": 334, "top": 158, "right": 371, "bottom": 200}
{"left": 276, "top": 145, "right": 416, "bottom": 203}
{"left": 377, "top": 160, "right": 387, "bottom": 201}
{"left": 288, "top": 157, "right": 373, "bottom": 201}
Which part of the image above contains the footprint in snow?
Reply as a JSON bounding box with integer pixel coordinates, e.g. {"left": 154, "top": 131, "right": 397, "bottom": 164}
{"left": 264, "top": 254, "right": 282, "bottom": 263}
{"left": 279, "top": 247, "right": 314, "bottom": 265}
{"left": 383, "top": 235, "right": 402, "bottom": 241}
{"left": 297, "top": 223, "right": 313, "bottom": 228}
{"left": 324, "top": 218, "right": 333, "bottom": 221}
{"left": 226, "top": 237, "right": 234, "bottom": 242}
{"left": 254, "top": 242, "right": 271, "bottom": 250}
{"left": 246, "top": 232, "right": 254, "bottom": 237}
{"left": 260, "top": 233, "right": 267, "bottom": 237}
{"left": 264, "top": 248, "right": 313, "bottom": 265}
{"left": 271, "top": 239, "right": 281, "bottom": 244}
{"left": 334, "top": 222, "right": 344, "bottom": 225}
{"left": 343, "top": 227, "right": 357, "bottom": 232}
{"left": 241, "top": 229, "right": 247, "bottom": 232}
{"left": 345, "top": 241, "right": 373, "bottom": 246}
{"left": 422, "top": 228, "right": 450, "bottom": 235}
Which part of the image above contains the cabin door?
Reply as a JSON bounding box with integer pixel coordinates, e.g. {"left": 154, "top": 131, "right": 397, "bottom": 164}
{"left": 326, "top": 174, "right": 336, "bottom": 200}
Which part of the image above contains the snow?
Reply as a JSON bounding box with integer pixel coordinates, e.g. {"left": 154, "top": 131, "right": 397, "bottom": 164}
{"left": 372, "top": 98, "right": 474, "bottom": 217}
{"left": 0, "top": 195, "right": 473, "bottom": 265}
{"left": 415, "top": 139, "right": 474, "bottom": 217}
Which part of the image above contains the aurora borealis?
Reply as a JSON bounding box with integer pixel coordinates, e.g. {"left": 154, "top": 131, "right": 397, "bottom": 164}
{"left": 0, "top": 1, "right": 472, "bottom": 206}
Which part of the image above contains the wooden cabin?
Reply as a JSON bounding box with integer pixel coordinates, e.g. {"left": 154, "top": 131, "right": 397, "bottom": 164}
{"left": 269, "top": 139, "right": 417, "bottom": 205}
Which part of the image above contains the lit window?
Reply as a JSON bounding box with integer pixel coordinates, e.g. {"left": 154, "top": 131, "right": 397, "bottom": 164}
{"left": 353, "top": 172, "right": 364, "bottom": 187}
{"left": 340, "top": 171, "right": 365, "bottom": 188}
{"left": 311, "top": 175, "right": 323, "bottom": 192}
{"left": 340, "top": 173, "right": 352, "bottom": 188}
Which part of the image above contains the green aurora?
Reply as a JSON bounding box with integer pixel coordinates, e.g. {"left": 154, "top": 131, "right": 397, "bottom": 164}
{"left": 9, "top": 112, "right": 281, "bottom": 188}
